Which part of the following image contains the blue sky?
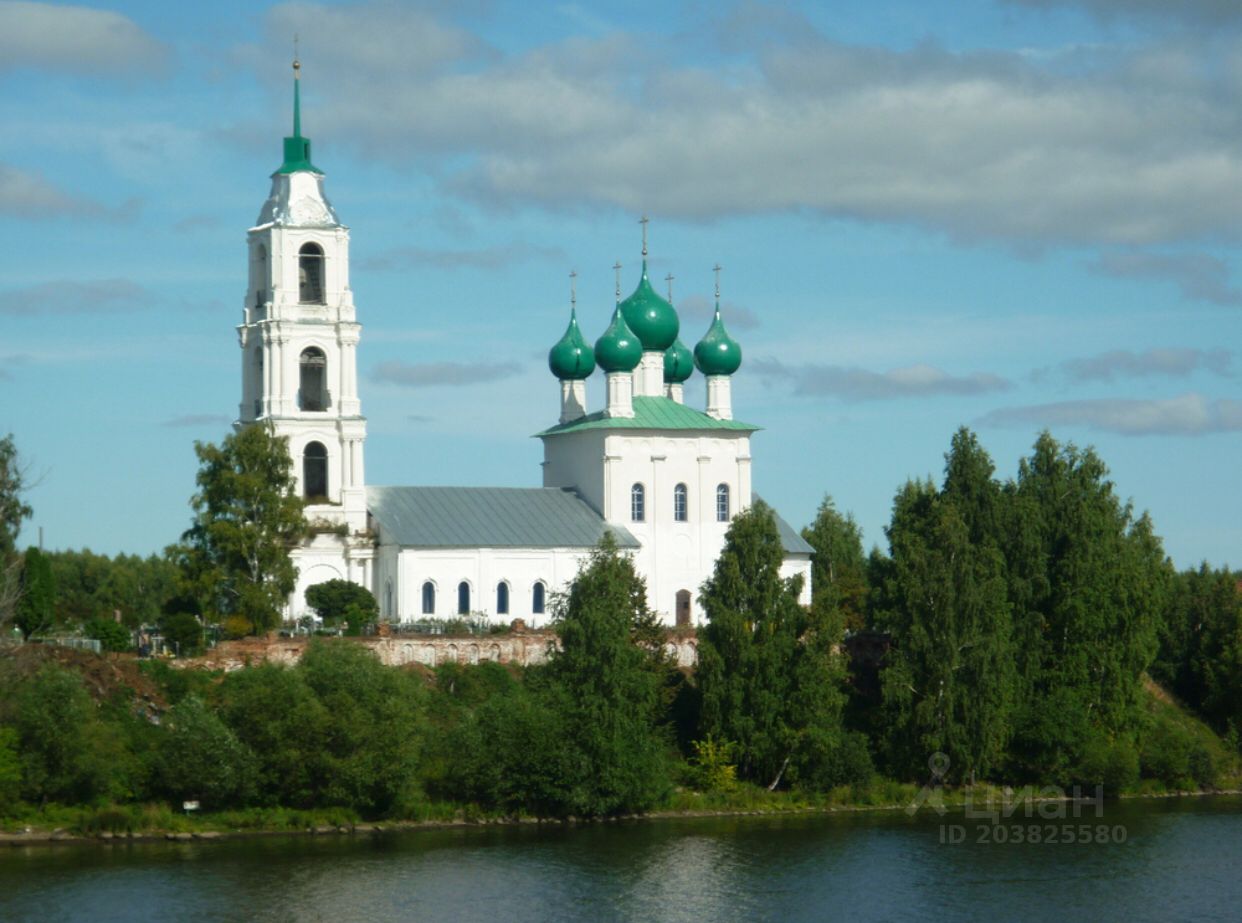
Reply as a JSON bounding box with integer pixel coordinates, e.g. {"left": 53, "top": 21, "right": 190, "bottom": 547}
{"left": 1, "top": 0, "right": 1239, "bottom": 568}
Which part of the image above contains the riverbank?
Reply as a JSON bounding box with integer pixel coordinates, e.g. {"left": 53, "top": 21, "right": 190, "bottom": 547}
{"left": 4, "top": 784, "right": 1239, "bottom": 848}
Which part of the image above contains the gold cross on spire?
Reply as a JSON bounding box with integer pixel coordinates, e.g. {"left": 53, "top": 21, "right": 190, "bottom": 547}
{"left": 665, "top": 272, "right": 674, "bottom": 303}
{"left": 639, "top": 215, "right": 649, "bottom": 257}
{"left": 613, "top": 261, "right": 622, "bottom": 302}
{"left": 713, "top": 263, "right": 723, "bottom": 300}
{"left": 569, "top": 270, "right": 577, "bottom": 310}
{"left": 293, "top": 34, "right": 301, "bottom": 75}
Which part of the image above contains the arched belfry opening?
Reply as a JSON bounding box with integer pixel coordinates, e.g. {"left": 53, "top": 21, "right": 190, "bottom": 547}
{"left": 254, "top": 244, "right": 268, "bottom": 309}
{"left": 303, "top": 441, "right": 328, "bottom": 500}
{"left": 299, "top": 347, "right": 327, "bottom": 411}
{"left": 298, "top": 242, "right": 324, "bottom": 303}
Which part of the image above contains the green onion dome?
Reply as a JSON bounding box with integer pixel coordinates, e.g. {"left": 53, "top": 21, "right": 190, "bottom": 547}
{"left": 548, "top": 308, "right": 595, "bottom": 380}
{"left": 693, "top": 302, "right": 742, "bottom": 376}
{"left": 594, "top": 305, "right": 643, "bottom": 373}
{"left": 663, "top": 337, "right": 694, "bottom": 384}
{"left": 619, "top": 261, "right": 679, "bottom": 352}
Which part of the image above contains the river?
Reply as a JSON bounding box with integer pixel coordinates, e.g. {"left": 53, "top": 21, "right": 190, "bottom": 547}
{"left": 0, "top": 795, "right": 1238, "bottom": 922}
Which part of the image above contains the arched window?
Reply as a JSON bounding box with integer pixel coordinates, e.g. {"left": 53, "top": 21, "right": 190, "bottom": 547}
{"left": 673, "top": 483, "right": 688, "bottom": 522}
{"left": 421, "top": 581, "right": 435, "bottom": 615}
{"left": 457, "top": 581, "right": 471, "bottom": 615}
{"left": 496, "top": 581, "right": 509, "bottom": 615}
{"left": 303, "top": 441, "right": 328, "bottom": 500}
{"left": 254, "top": 244, "right": 268, "bottom": 309}
{"left": 298, "top": 242, "right": 324, "bottom": 304}
{"left": 532, "top": 581, "right": 546, "bottom": 615}
{"left": 631, "top": 483, "right": 645, "bottom": 522}
{"left": 253, "top": 347, "right": 264, "bottom": 417}
{"left": 676, "top": 589, "right": 692, "bottom": 627}
{"left": 716, "top": 483, "right": 730, "bottom": 522}
{"left": 299, "top": 347, "right": 327, "bottom": 412}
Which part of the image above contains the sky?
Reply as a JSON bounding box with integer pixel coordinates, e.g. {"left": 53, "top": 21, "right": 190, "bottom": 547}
{"left": 0, "top": 0, "right": 1239, "bottom": 569}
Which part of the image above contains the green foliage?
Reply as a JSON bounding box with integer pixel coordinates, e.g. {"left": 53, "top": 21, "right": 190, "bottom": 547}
{"left": 305, "top": 579, "right": 377, "bottom": 625}
{"left": 1003, "top": 433, "right": 1170, "bottom": 782}
{"left": 542, "top": 535, "right": 671, "bottom": 815}
{"left": 85, "top": 617, "right": 132, "bottom": 653}
{"left": 698, "top": 501, "right": 848, "bottom": 791}
{"left": 15, "top": 547, "right": 56, "bottom": 640}
{"left": 160, "top": 612, "right": 204, "bottom": 657}
{"left": 296, "top": 640, "right": 425, "bottom": 814}
{"left": 45, "top": 550, "right": 178, "bottom": 628}
{"left": 156, "top": 696, "right": 255, "bottom": 810}
{"left": 800, "top": 495, "right": 869, "bottom": 633}
{"left": 688, "top": 737, "right": 739, "bottom": 793}
{"left": 0, "top": 726, "right": 20, "bottom": 813}
{"left": 1152, "top": 564, "right": 1242, "bottom": 736}
{"left": 0, "top": 434, "right": 32, "bottom": 561}
{"left": 170, "top": 424, "right": 306, "bottom": 633}
{"left": 12, "top": 664, "right": 129, "bottom": 804}
{"left": 874, "top": 433, "right": 1015, "bottom": 783}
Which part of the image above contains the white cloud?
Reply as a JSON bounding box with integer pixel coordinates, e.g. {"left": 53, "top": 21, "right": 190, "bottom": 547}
{"left": 0, "top": 164, "right": 103, "bottom": 219}
{"left": 1039, "top": 347, "right": 1233, "bottom": 382}
{"left": 1089, "top": 252, "right": 1242, "bottom": 306}
{"left": 1004, "top": 0, "right": 1242, "bottom": 26}
{"left": 0, "top": 2, "right": 167, "bottom": 74}
{"left": 360, "top": 242, "right": 567, "bottom": 272}
{"left": 242, "top": 4, "right": 1242, "bottom": 249}
{"left": 753, "top": 358, "right": 1012, "bottom": 400}
{"left": 0, "top": 279, "right": 156, "bottom": 316}
{"left": 979, "top": 393, "right": 1242, "bottom": 435}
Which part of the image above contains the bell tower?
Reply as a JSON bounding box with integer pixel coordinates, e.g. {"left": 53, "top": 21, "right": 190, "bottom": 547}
{"left": 236, "top": 57, "right": 372, "bottom": 608}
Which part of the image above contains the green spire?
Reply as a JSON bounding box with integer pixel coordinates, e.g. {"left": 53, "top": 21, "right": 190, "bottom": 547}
{"left": 277, "top": 56, "right": 322, "bottom": 175}
{"left": 549, "top": 288, "right": 596, "bottom": 381}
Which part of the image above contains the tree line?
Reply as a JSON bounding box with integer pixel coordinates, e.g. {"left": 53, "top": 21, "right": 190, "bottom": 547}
{"left": 0, "top": 426, "right": 1239, "bottom": 822}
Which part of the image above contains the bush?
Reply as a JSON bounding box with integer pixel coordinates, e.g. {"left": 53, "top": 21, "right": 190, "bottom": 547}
{"left": 156, "top": 696, "right": 255, "bottom": 810}
{"left": 85, "top": 618, "right": 132, "bottom": 653}
{"left": 161, "top": 612, "right": 203, "bottom": 656}
{"left": 687, "top": 737, "right": 739, "bottom": 793}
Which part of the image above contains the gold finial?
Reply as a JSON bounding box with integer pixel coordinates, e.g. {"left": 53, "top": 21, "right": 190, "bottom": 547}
{"left": 569, "top": 270, "right": 577, "bottom": 311}
{"left": 665, "top": 273, "right": 674, "bottom": 303}
{"left": 613, "top": 261, "right": 622, "bottom": 303}
{"left": 713, "top": 263, "right": 722, "bottom": 300}
{"left": 293, "top": 34, "right": 301, "bottom": 76}
{"left": 639, "top": 214, "right": 649, "bottom": 258}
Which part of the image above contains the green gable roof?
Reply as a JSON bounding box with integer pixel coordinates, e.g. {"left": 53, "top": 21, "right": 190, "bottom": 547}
{"left": 537, "top": 396, "right": 759, "bottom": 437}
{"left": 367, "top": 486, "right": 639, "bottom": 549}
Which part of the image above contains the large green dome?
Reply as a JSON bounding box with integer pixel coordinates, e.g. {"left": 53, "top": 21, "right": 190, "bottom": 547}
{"left": 595, "top": 306, "right": 643, "bottom": 373}
{"left": 664, "top": 337, "right": 693, "bottom": 384}
{"left": 620, "top": 261, "right": 679, "bottom": 352}
{"left": 693, "top": 303, "right": 742, "bottom": 376}
{"left": 548, "top": 308, "right": 595, "bottom": 380}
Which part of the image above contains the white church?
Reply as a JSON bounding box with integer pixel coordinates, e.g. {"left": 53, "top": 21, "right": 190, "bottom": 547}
{"left": 235, "top": 64, "right": 812, "bottom": 628}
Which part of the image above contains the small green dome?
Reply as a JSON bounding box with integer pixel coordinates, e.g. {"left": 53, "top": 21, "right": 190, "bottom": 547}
{"left": 595, "top": 306, "right": 643, "bottom": 373}
{"left": 620, "top": 261, "right": 679, "bottom": 352}
{"left": 663, "top": 338, "right": 693, "bottom": 384}
{"left": 693, "top": 303, "right": 742, "bottom": 376}
{"left": 548, "top": 308, "right": 595, "bottom": 380}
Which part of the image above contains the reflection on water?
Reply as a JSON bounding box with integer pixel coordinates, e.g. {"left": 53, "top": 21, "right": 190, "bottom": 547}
{"left": 0, "top": 796, "right": 1238, "bottom": 923}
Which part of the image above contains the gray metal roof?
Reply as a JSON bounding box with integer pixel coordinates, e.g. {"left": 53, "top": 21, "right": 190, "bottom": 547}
{"left": 367, "top": 486, "right": 640, "bottom": 549}
{"left": 759, "top": 495, "right": 815, "bottom": 556}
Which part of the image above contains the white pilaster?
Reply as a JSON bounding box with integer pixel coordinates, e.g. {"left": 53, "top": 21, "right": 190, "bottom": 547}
{"left": 705, "top": 374, "right": 732, "bottom": 420}
{"left": 606, "top": 371, "right": 635, "bottom": 418}
{"left": 560, "top": 379, "right": 588, "bottom": 423}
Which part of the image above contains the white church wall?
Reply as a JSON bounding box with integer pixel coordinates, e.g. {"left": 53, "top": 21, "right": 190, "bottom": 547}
{"left": 541, "top": 430, "right": 606, "bottom": 514}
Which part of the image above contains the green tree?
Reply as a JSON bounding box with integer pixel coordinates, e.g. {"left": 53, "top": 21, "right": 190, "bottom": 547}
{"left": 171, "top": 425, "right": 306, "bottom": 634}
{"left": 15, "top": 547, "right": 55, "bottom": 640}
{"left": 0, "top": 435, "right": 32, "bottom": 560}
{"left": 800, "top": 496, "right": 869, "bottom": 634}
{"left": 297, "top": 640, "right": 425, "bottom": 814}
{"left": 0, "top": 726, "right": 21, "bottom": 813}
{"left": 698, "top": 501, "right": 849, "bottom": 790}
{"left": 1002, "top": 433, "right": 1170, "bottom": 782}
{"left": 541, "top": 535, "right": 671, "bottom": 816}
{"left": 160, "top": 612, "right": 204, "bottom": 657}
{"left": 305, "top": 579, "right": 377, "bottom": 626}
{"left": 85, "top": 617, "right": 132, "bottom": 653}
{"left": 13, "top": 664, "right": 129, "bottom": 804}
{"left": 156, "top": 696, "right": 255, "bottom": 810}
{"left": 874, "top": 478, "right": 1014, "bottom": 783}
